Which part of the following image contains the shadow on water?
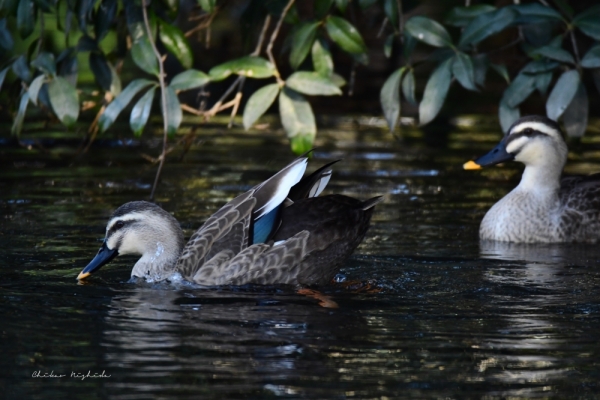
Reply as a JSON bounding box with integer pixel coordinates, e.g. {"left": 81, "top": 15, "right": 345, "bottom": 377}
{"left": 1, "top": 117, "right": 600, "bottom": 398}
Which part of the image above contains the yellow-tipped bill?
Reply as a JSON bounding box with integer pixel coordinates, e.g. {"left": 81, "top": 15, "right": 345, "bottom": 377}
{"left": 463, "top": 160, "right": 482, "bottom": 170}
{"left": 77, "top": 271, "right": 91, "bottom": 280}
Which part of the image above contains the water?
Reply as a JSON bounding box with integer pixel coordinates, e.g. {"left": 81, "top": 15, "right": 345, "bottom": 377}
{"left": 2, "top": 117, "right": 600, "bottom": 399}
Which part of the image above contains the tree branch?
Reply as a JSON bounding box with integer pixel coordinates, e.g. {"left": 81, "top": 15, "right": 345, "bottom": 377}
{"left": 266, "top": 0, "right": 295, "bottom": 86}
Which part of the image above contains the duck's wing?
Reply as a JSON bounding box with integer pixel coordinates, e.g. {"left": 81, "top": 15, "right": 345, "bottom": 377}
{"left": 288, "top": 160, "right": 340, "bottom": 200}
{"left": 559, "top": 173, "right": 600, "bottom": 240}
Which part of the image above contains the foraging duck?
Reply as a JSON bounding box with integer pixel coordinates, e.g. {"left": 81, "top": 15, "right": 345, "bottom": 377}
{"left": 77, "top": 157, "right": 382, "bottom": 285}
{"left": 464, "top": 115, "right": 600, "bottom": 243}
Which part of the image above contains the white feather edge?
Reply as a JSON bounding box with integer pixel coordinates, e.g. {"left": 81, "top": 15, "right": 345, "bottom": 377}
{"left": 254, "top": 158, "right": 308, "bottom": 219}
{"left": 308, "top": 170, "right": 332, "bottom": 198}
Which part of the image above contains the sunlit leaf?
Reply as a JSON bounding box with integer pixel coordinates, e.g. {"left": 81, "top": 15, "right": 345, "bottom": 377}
{"left": 405, "top": 16, "right": 452, "bottom": 47}
{"left": 402, "top": 68, "right": 416, "bottom": 105}
{"left": 532, "top": 45, "right": 574, "bottom": 64}
{"left": 130, "top": 87, "right": 156, "bottom": 136}
{"left": 312, "top": 38, "right": 334, "bottom": 76}
{"left": 89, "top": 52, "right": 112, "bottom": 91}
{"left": 0, "top": 18, "right": 14, "bottom": 51}
{"left": 12, "top": 92, "right": 29, "bottom": 137}
{"left": 445, "top": 5, "right": 496, "bottom": 27}
{"left": 278, "top": 87, "right": 316, "bottom": 151}
{"left": 198, "top": 0, "right": 216, "bottom": 12}
{"left": 498, "top": 99, "right": 520, "bottom": 133}
{"left": 546, "top": 69, "right": 580, "bottom": 120}
{"left": 131, "top": 36, "right": 159, "bottom": 75}
{"left": 170, "top": 69, "right": 210, "bottom": 91}
{"left": 290, "top": 22, "right": 320, "bottom": 69}
{"left": 158, "top": 19, "right": 193, "bottom": 69}
{"left": 31, "top": 52, "right": 56, "bottom": 76}
{"left": 17, "top": 0, "right": 35, "bottom": 39}
{"left": 325, "top": 16, "right": 367, "bottom": 54}
{"left": 285, "top": 71, "right": 342, "bottom": 96}
{"left": 562, "top": 82, "right": 587, "bottom": 138}
{"left": 108, "top": 63, "right": 121, "bottom": 96}
{"left": 28, "top": 75, "right": 45, "bottom": 105}
{"left": 48, "top": 76, "right": 79, "bottom": 127}
{"left": 330, "top": 73, "right": 346, "bottom": 87}
{"left": 452, "top": 52, "right": 477, "bottom": 91}
{"left": 99, "top": 79, "right": 155, "bottom": 132}
{"left": 419, "top": 58, "right": 452, "bottom": 126}
{"left": 581, "top": 45, "right": 600, "bottom": 68}
{"left": 458, "top": 7, "right": 516, "bottom": 48}
{"left": 511, "top": 3, "right": 563, "bottom": 24}
{"left": 243, "top": 83, "right": 280, "bottom": 130}
{"left": 209, "top": 56, "right": 275, "bottom": 81}
{"left": 380, "top": 67, "right": 404, "bottom": 132}
{"left": 573, "top": 5, "right": 600, "bottom": 40}
{"left": 503, "top": 72, "right": 536, "bottom": 108}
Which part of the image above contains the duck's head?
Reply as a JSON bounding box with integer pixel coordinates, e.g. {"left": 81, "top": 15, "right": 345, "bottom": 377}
{"left": 77, "top": 201, "right": 184, "bottom": 280}
{"left": 464, "top": 116, "right": 568, "bottom": 170}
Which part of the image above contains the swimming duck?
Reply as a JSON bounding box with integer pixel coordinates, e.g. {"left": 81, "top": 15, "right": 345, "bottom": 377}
{"left": 464, "top": 115, "right": 600, "bottom": 243}
{"left": 77, "top": 157, "right": 382, "bottom": 285}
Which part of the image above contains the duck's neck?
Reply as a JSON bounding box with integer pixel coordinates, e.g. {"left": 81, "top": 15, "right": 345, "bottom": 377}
{"left": 131, "top": 239, "right": 184, "bottom": 282}
{"left": 516, "top": 161, "right": 563, "bottom": 195}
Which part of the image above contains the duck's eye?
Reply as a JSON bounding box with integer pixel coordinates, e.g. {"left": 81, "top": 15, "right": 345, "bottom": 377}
{"left": 115, "top": 221, "right": 125, "bottom": 229}
{"left": 524, "top": 128, "right": 533, "bottom": 135}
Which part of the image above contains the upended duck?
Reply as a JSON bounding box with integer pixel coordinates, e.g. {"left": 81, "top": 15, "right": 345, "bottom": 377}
{"left": 464, "top": 115, "right": 600, "bottom": 243}
{"left": 77, "top": 157, "right": 382, "bottom": 285}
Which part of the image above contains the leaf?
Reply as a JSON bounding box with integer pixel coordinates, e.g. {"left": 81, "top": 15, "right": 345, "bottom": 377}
{"left": 335, "top": 0, "right": 348, "bottom": 13}
{"left": 325, "top": 16, "right": 368, "bottom": 54}
{"left": 28, "top": 74, "right": 45, "bottom": 105}
{"left": 108, "top": 62, "right": 121, "bottom": 96}
{"left": 358, "top": 0, "right": 377, "bottom": 9}
{"left": 452, "top": 52, "right": 477, "bottom": 91}
{"left": 581, "top": 45, "right": 600, "bottom": 68}
{"left": 458, "top": 7, "right": 516, "bottom": 48}
{"left": 12, "top": 92, "right": 29, "bottom": 137}
{"left": 472, "top": 54, "right": 489, "bottom": 86}
{"left": 89, "top": 52, "right": 112, "bottom": 91}
{"left": 312, "top": 38, "right": 334, "bottom": 76}
{"left": 502, "top": 72, "right": 536, "bottom": 108}
{"left": 12, "top": 55, "right": 31, "bottom": 82}
{"left": 130, "top": 87, "right": 156, "bottom": 136}
{"left": 498, "top": 99, "right": 520, "bottom": 133}
{"left": 562, "top": 82, "right": 588, "bottom": 138}
{"left": 0, "top": 18, "right": 15, "bottom": 51}
{"left": 546, "top": 69, "right": 580, "bottom": 120}
{"left": 384, "top": 34, "right": 394, "bottom": 58}
{"left": 278, "top": 87, "right": 316, "bottom": 143}
{"left": 403, "top": 31, "right": 417, "bottom": 59}
{"left": 330, "top": 73, "right": 346, "bottom": 87}
{"left": 99, "top": 79, "right": 155, "bottom": 132}
{"left": 405, "top": 16, "right": 452, "bottom": 47}
{"left": 31, "top": 52, "right": 56, "bottom": 76}
{"left": 198, "top": 0, "right": 216, "bottom": 12}
{"left": 290, "top": 134, "right": 314, "bottom": 155}
{"left": 285, "top": 71, "right": 342, "bottom": 96}
{"left": 290, "top": 22, "right": 320, "bottom": 70}
{"left": 490, "top": 63, "right": 509, "bottom": 83}
{"left": 131, "top": 36, "right": 159, "bottom": 75}
{"left": 383, "top": 0, "right": 398, "bottom": 29}
{"left": 163, "top": 86, "right": 182, "bottom": 136}
{"left": 445, "top": 5, "right": 496, "bottom": 27}
{"left": 76, "top": 35, "right": 98, "bottom": 52}
{"left": 532, "top": 45, "right": 574, "bottom": 64}
{"left": 521, "top": 60, "right": 559, "bottom": 74}
{"left": 158, "top": 19, "right": 193, "bottom": 69}
{"left": 47, "top": 76, "right": 79, "bottom": 127}
{"left": 402, "top": 68, "right": 416, "bottom": 105}
{"left": 209, "top": 56, "right": 275, "bottom": 81}
{"left": 0, "top": 67, "right": 8, "bottom": 91}
{"left": 380, "top": 67, "right": 404, "bottom": 132}
{"left": 419, "top": 59, "right": 452, "bottom": 126}
{"left": 534, "top": 72, "right": 553, "bottom": 96}
{"left": 170, "top": 69, "right": 210, "bottom": 91}
{"left": 511, "top": 3, "right": 563, "bottom": 24}
{"left": 17, "top": 0, "right": 35, "bottom": 39}
{"left": 95, "top": 0, "right": 117, "bottom": 41}
{"left": 314, "top": 0, "right": 333, "bottom": 19}
{"left": 573, "top": 5, "right": 600, "bottom": 40}
{"left": 243, "top": 83, "right": 280, "bottom": 130}
{"left": 57, "top": 49, "right": 78, "bottom": 87}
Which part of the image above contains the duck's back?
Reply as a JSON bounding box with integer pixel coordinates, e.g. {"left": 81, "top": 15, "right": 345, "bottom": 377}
{"left": 558, "top": 174, "right": 600, "bottom": 242}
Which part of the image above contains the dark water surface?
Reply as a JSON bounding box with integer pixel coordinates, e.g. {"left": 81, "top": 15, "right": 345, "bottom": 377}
{"left": 1, "top": 117, "right": 600, "bottom": 399}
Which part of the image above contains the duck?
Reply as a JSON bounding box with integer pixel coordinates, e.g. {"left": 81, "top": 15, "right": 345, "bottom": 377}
{"left": 77, "top": 156, "right": 382, "bottom": 286}
{"left": 463, "top": 115, "right": 600, "bottom": 243}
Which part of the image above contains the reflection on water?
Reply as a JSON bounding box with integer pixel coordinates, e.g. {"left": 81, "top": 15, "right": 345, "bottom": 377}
{"left": 1, "top": 121, "right": 600, "bottom": 398}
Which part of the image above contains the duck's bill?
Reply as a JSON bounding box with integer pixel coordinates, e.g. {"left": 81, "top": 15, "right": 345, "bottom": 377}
{"left": 463, "top": 138, "right": 514, "bottom": 170}
{"left": 77, "top": 242, "right": 118, "bottom": 280}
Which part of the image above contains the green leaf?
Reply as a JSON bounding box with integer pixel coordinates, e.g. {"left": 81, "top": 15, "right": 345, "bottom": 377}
{"left": 383, "top": 0, "right": 398, "bottom": 29}
{"left": 312, "top": 38, "right": 334, "bottom": 76}
{"left": 209, "top": 56, "right": 275, "bottom": 81}
{"left": 498, "top": 99, "right": 520, "bottom": 133}
{"left": 552, "top": 0, "right": 573, "bottom": 19}
{"left": 314, "top": 0, "right": 333, "bottom": 19}
{"left": 12, "top": 92, "right": 29, "bottom": 137}
{"left": 490, "top": 63, "right": 509, "bottom": 83}
{"left": 458, "top": 7, "right": 516, "bottom": 48}
{"left": 535, "top": 72, "right": 553, "bottom": 96}
{"left": 290, "top": 134, "right": 314, "bottom": 155}
{"left": 532, "top": 45, "right": 574, "bottom": 64}
{"left": 546, "top": 69, "right": 580, "bottom": 120}
{"left": 47, "top": 76, "right": 79, "bottom": 127}
{"left": 562, "top": 82, "right": 587, "bottom": 138}
{"left": 130, "top": 87, "right": 156, "bottom": 136}
{"left": 76, "top": 35, "right": 98, "bottom": 52}
{"left": 243, "top": 83, "right": 280, "bottom": 130}
{"left": 452, "top": 52, "right": 477, "bottom": 91}
{"left": 198, "top": 0, "right": 216, "bottom": 12}
{"left": 158, "top": 19, "right": 193, "bottom": 69}
{"left": 358, "top": 0, "right": 377, "bottom": 9}
{"left": 89, "top": 52, "right": 112, "bottom": 91}
{"left": 131, "top": 36, "right": 159, "bottom": 75}
{"left": 384, "top": 34, "right": 394, "bottom": 58}
{"left": 28, "top": 75, "right": 45, "bottom": 105}
{"left": 573, "top": 5, "right": 600, "bottom": 40}
{"left": 290, "top": 22, "right": 320, "bottom": 70}
{"left": 285, "top": 71, "right": 342, "bottom": 96}
{"left": 472, "top": 54, "right": 489, "bottom": 86}
{"left": 380, "top": 67, "right": 404, "bottom": 132}
{"left": 12, "top": 55, "right": 31, "bottom": 82}
{"left": 402, "top": 68, "right": 416, "bottom": 105}
{"left": 330, "top": 73, "right": 346, "bottom": 87}
{"left": 511, "top": 3, "right": 563, "bottom": 24}
{"left": 95, "top": 0, "right": 117, "bottom": 41}
{"left": 99, "top": 79, "right": 155, "bottom": 132}
{"left": 17, "top": 0, "right": 35, "bottom": 39}
{"left": 107, "top": 63, "right": 121, "bottom": 96}
{"left": 403, "top": 31, "right": 417, "bottom": 59}
{"left": 170, "top": 69, "right": 210, "bottom": 91}
{"left": 0, "top": 18, "right": 14, "bottom": 51}
{"left": 521, "top": 60, "right": 559, "bottom": 74}
{"left": 581, "top": 45, "right": 600, "bottom": 68}
{"left": 31, "top": 52, "right": 56, "bottom": 76}
{"left": 325, "top": 16, "right": 368, "bottom": 54}
{"left": 405, "top": 16, "right": 452, "bottom": 48}
{"left": 445, "top": 5, "right": 496, "bottom": 27}
{"left": 419, "top": 59, "right": 452, "bottom": 126}
{"left": 503, "top": 72, "right": 536, "bottom": 108}
{"left": 278, "top": 87, "right": 316, "bottom": 145}
{"left": 163, "top": 86, "right": 182, "bottom": 136}
{"left": 0, "top": 67, "right": 8, "bottom": 91}
{"left": 335, "top": 0, "right": 348, "bottom": 13}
